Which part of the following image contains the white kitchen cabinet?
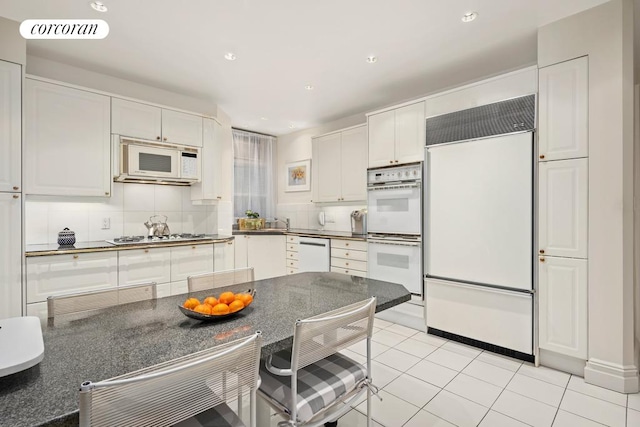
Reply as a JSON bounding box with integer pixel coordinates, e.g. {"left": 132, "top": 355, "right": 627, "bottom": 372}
{"left": 192, "top": 118, "right": 231, "bottom": 203}
{"left": 539, "top": 159, "right": 588, "bottom": 258}
{"left": 234, "top": 235, "right": 286, "bottom": 280}
{"left": 170, "top": 244, "right": 214, "bottom": 282}
{"left": 313, "top": 124, "right": 367, "bottom": 203}
{"left": 25, "top": 79, "right": 111, "bottom": 197}
{"left": 538, "top": 256, "right": 588, "bottom": 359}
{"left": 330, "top": 238, "right": 367, "bottom": 277}
{"left": 111, "top": 98, "right": 162, "bottom": 141}
{"left": 26, "top": 252, "right": 118, "bottom": 304}
{"left": 0, "top": 193, "right": 22, "bottom": 319}
{"left": 0, "top": 60, "right": 21, "bottom": 193}
{"left": 214, "top": 240, "right": 235, "bottom": 271}
{"left": 161, "top": 109, "right": 203, "bottom": 147}
{"left": 118, "top": 247, "right": 171, "bottom": 287}
{"left": 368, "top": 101, "right": 425, "bottom": 167}
{"left": 539, "top": 56, "right": 588, "bottom": 161}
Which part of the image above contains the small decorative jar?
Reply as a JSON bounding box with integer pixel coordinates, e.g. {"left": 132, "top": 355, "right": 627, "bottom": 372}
{"left": 57, "top": 228, "right": 76, "bottom": 246}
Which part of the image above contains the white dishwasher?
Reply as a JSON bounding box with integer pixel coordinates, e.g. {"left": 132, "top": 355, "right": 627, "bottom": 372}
{"left": 298, "top": 237, "right": 331, "bottom": 272}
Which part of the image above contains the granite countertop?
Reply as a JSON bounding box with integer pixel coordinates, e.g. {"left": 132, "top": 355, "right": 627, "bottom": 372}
{"left": 25, "top": 235, "right": 235, "bottom": 257}
{"left": 0, "top": 272, "right": 410, "bottom": 427}
{"left": 232, "top": 228, "right": 367, "bottom": 241}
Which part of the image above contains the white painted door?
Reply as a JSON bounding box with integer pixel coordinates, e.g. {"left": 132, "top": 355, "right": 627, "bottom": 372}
{"left": 368, "top": 110, "right": 395, "bottom": 167}
{"left": 25, "top": 79, "right": 111, "bottom": 197}
{"left": 118, "top": 247, "right": 171, "bottom": 286}
{"left": 214, "top": 241, "right": 235, "bottom": 272}
{"left": 538, "top": 56, "right": 588, "bottom": 161}
{"left": 170, "top": 244, "right": 214, "bottom": 281}
{"left": 395, "top": 101, "right": 426, "bottom": 164}
{"left": 247, "top": 235, "right": 286, "bottom": 280}
{"left": 111, "top": 98, "right": 162, "bottom": 141}
{"left": 340, "top": 125, "right": 367, "bottom": 201}
{"left": 161, "top": 109, "right": 203, "bottom": 147}
{"left": 316, "top": 132, "right": 342, "bottom": 202}
{"left": 538, "top": 256, "right": 588, "bottom": 359}
{"left": 0, "top": 61, "right": 21, "bottom": 193}
{"left": 234, "top": 235, "right": 248, "bottom": 269}
{"left": 26, "top": 252, "right": 118, "bottom": 304}
{"left": 539, "top": 158, "right": 588, "bottom": 258}
{"left": 0, "top": 193, "right": 21, "bottom": 319}
{"left": 192, "top": 118, "right": 219, "bottom": 201}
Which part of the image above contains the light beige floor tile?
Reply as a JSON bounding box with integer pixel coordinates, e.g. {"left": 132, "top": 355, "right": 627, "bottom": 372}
{"left": 374, "top": 348, "right": 421, "bottom": 372}
{"left": 373, "top": 318, "right": 394, "bottom": 329}
{"left": 629, "top": 392, "right": 640, "bottom": 411}
{"left": 566, "top": 375, "right": 627, "bottom": 407}
{"left": 355, "top": 390, "right": 420, "bottom": 427}
{"left": 395, "top": 338, "right": 438, "bottom": 358}
{"left": 479, "top": 410, "right": 530, "bottom": 427}
{"left": 560, "top": 390, "right": 626, "bottom": 427}
{"left": 507, "top": 373, "right": 565, "bottom": 407}
{"left": 339, "top": 349, "right": 367, "bottom": 365}
{"left": 384, "top": 323, "right": 420, "bottom": 337}
{"left": 372, "top": 329, "right": 409, "bottom": 347}
{"left": 462, "top": 359, "right": 516, "bottom": 388}
{"left": 370, "top": 360, "right": 403, "bottom": 389}
{"left": 441, "top": 341, "right": 482, "bottom": 358}
{"left": 383, "top": 373, "right": 440, "bottom": 408}
{"left": 336, "top": 407, "right": 384, "bottom": 427}
{"left": 476, "top": 351, "right": 523, "bottom": 372}
{"left": 627, "top": 408, "right": 640, "bottom": 427}
{"left": 406, "top": 359, "right": 458, "bottom": 388}
{"left": 444, "top": 373, "right": 503, "bottom": 407}
{"left": 404, "top": 410, "right": 456, "bottom": 427}
{"left": 346, "top": 339, "right": 390, "bottom": 358}
{"left": 425, "top": 390, "right": 489, "bottom": 427}
{"left": 552, "top": 409, "right": 604, "bottom": 427}
{"left": 493, "top": 390, "right": 557, "bottom": 427}
{"left": 518, "top": 363, "right": 570, "bottom": 388}
{"left": 412, "top": 332, "right": 448, "bottom": 347}
{"left": 426, "top": 347, "right": 474, "bottom": 371}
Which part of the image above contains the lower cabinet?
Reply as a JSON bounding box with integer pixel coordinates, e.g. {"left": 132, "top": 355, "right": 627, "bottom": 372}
{"left": 330, "top": 239, "right": 367, "bottom": 277}
{"left": 538, "top": 255, "right": 588, "bottom": 359}
{"left": 170, "top": 244, "right": 214, "bottom": 282}
{"left": 285, "top": 235, "right": 299, "bottom": 275}
{"left": 235, "top": 235, "right": 286, "bottom": 280}
{"left": 118, "top": 247, "right": 172, "bottom": 297}
{"left": 214, "top": 240, "right": 235, "bottom": 272}
{"left": 0, "top": 193, "right": 22, "bottom": 320}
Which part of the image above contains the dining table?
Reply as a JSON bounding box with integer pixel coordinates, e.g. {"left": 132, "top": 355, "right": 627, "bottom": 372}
{"left": 0, "top": 272, "right": 411, "bottom": 427}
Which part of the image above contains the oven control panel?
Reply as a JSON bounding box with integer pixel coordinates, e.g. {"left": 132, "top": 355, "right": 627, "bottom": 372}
{"left": 368, "top": 164, "right": 422, "bottom": 184}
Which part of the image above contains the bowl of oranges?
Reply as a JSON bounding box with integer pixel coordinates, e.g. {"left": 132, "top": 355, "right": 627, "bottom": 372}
{"left": 179, "top": 289, "right": 255, "bottom": 321}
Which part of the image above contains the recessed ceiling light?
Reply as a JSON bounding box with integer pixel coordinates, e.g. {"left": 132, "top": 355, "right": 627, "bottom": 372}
{"left": 366, "top": 56, "right": 377, "bottom": 64}
{"left": 224, "top": 52, "right": 237, "bottom": 61}
{"left": 289, "top": 124, "right": 295, "bottom": 129}
{"left": 305, "top": 85, "right": 314, "bottom": 90}
{"left": 90, "top": 1, "right": 108, "bottom": 12}
{"left": 261, "top": 117, "right": 268, "bottom": 121}
{"left": 461, "top": 12, "right": 478, "bottom": 22}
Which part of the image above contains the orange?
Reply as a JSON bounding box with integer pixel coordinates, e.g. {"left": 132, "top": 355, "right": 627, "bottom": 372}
{"left": 193, "top": 304, "right": 213, "bottom": 315}
{"left": 218, "top": 291, "right": 235, "bottom": 305}
{"left": 235, "top": 293, "right": 253, "bottom": 307}
{"left": 183, "top": 298, "right": 200, "bottom": 310}
{"left": 203, "top": 296, "right": 218, "bottom": 306}
{"left": 229, "top": 300, "right": 244, "bottom": 313}
{"left": 211, "top": 303, "right": 230, "bottom": 315}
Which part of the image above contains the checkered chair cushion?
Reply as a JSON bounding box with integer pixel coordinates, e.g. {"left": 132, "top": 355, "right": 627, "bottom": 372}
{"left": 259, "top": 349, "right": 367, "bottom": 424}
{"left": 173, "top": 401, "right": 245, "bottom": 427}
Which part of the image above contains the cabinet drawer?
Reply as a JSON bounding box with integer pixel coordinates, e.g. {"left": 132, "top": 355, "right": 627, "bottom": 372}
{"left": 331, "top": 248, "right": 367, "bottom": 262}
{"left": 286, "top": 250, "right": 299, "bottom": 261}
{"left": 331, "top": 266, "right": 367, "bottom": 278}
{"left": 287, "top": 268, "right": 299, "bottom": 275}
{"left": 286, "top": 259, "right": 299, "bottom": 269}
{"left": 170, "top": 244, "right": 214, "bottom": 282}
{"left": 287, "top": 243, "right": 299, "bottom": 252}
{"left": 331, "top": 257, "right": 367, "bottom": 272}
{"left": 286, "top": 235, "right": 299, "bottom": 244}
{"left": 331, "top": 239, "right": 367, "bottom": 251}
{"left": 118, "top": 247, "right": 171, "bottom": 286}
{"left": 26, "top": 252, "right": 118, "bottom": 303}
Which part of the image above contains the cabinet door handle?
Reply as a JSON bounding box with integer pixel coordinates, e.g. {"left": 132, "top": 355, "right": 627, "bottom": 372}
{"left": 156, "top": 136, "right": 161, "bottom": 141}
{"left": 345, "top": 262, "right": 349, "bottom": 266}
{"left": 345, "top": 270, "right": 349, "bottom": 274}
{"left": 13, "top": 186, "right": 19, "bottom": 191}
{"left": 389, "top": 160, "right": 393, "bottom": 164}
{"left": 539, "top": 257, "right": 545, "bottom": 262}
{"left": 539, "top": 154, "right": 545, "bottom": 159}
{"left": 217, "top": 196, "right": 222, "bottom": 199}
{"left": 192, "top": 246, "right": 196, "bottom": 249}
{"left": 144, "top": 249, "right": 149, "bottom": 253}
{"left": 227, "top": 242, "right": 233, "bottom": 245}
{"left": 539, "top": 249, "right": 545, "bottom": 254}
{"left": 73, "top": 255, "right": 79, "bottom": 259}
{"left": 345, "top": 252, "right": 349, "bottom": 256}
{"left": 163, "top": 137, "right": 168, "bottom": 141}
{"left": 345, "top": 243, "right": 349, "bottom": 247}
{"left": 12, "top": 195, "right": 18, "bottom": 199}
{"left": 105, "top": 192, "right": 110, "bottom": 196}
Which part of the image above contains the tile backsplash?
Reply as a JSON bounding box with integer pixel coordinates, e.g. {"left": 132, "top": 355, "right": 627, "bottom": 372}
{"left": 25, "top": 183, "right": 223, "bottom": 245}
{"left": 276, "top": 202, "right": 366, "bottom": 233}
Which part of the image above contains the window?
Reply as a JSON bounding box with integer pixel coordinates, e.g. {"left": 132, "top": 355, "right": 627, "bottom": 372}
{"left": 233, "top": 129, "right": 276, "bottom": 219}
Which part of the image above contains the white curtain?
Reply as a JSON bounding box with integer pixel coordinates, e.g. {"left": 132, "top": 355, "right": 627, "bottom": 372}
{"left": 233, "top": 129, "right": 276, "bottom": 219}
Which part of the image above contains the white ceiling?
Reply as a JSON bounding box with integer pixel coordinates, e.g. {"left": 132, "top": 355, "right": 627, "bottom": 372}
{"left": 0, "top": 0, "right": 610, "bottom": 135}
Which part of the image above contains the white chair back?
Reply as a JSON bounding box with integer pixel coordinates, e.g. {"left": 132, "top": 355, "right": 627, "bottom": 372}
{"left": 188, "top": 267, "right": 254, "bottom": 293}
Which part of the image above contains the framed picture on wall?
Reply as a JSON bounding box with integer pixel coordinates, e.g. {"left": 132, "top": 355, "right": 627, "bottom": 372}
{"left": 285, "top": 159, "right": 311, "bottom": 192}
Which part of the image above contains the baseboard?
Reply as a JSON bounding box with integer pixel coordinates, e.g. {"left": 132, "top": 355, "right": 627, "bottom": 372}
{"left": 539, "top": 349, "right": 586, "bottom": 376}
{"left": 584, "top": 358, "right": 640, "bottom": 393}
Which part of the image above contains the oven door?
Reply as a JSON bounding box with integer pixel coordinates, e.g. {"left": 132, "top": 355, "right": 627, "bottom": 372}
{"left": 367, "top": 238, "right": 422, "bottom": 295}
{"left": 367, "top": 182, "right": 421, "bottom": 235}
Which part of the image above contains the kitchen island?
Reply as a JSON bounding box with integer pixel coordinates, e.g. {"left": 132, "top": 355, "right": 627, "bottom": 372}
{"left": 0, "top": 272, "right": 410, "bottom": 427}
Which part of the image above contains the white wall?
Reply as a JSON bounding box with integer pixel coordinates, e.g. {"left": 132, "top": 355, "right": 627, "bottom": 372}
{"left": 539, "top": 0, "right": 637, "bottom": 392}
{"left": 0, "top": 17, "right": 25, "bottom": 65}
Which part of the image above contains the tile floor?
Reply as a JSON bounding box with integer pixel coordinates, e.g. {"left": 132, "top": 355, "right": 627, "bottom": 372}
{"left": 297, "top": 316, "right": 640, "bottom": 427}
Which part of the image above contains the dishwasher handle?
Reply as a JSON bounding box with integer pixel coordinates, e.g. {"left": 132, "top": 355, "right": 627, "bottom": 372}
{"left": 299, "top": 241, "right": 328, "bottom": 247}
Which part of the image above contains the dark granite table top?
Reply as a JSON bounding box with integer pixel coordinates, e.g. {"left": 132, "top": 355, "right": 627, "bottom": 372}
{"left": 0, "top": 272, "right": 410, "bottom": 427}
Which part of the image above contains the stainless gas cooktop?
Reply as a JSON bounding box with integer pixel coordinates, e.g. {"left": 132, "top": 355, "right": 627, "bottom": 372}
{"left": 106, "top": 233, "right": 209, "bottom": 246}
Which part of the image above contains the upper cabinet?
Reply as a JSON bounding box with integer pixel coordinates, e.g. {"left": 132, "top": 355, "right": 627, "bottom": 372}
{"left": 111, "top": 98, "right": 203, "bottom": 147}
{"left": 25, "top": 79, "right": 112, "bottom": 197}
{"left": 0, "top": 60, "right": 21, "bottom": 193}
{"left": 538, "top": 56, "right": 588, "bottom": 161}
{"left": 368, "top": 101, "right": 425, "bottom": 168}
{"left": 313, "top": 124, "right": 367, "bottom": 203}
{"left": 192, "top": 118, "right": 232, "bottom": 203}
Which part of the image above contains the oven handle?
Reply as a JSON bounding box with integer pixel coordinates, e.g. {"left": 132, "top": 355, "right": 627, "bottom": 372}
{"left": 367, "top": 182, "right": 421, "bottom": 191}
{"left": 367, "top": 238, "right": 421, "bottom": 247}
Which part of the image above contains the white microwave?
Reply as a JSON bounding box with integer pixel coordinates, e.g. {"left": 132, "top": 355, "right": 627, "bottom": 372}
{"left": 116, "top": 137, "right": 200, "bottom": 185}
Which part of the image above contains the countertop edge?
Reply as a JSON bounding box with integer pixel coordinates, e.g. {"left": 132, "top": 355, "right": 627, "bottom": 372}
{"left": 232, "top": 229, "right": 367, "bottom": 241}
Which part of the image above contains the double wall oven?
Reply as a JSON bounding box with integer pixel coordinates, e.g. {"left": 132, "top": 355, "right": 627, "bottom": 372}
{"left": 366, "top": 163, "right": 422, "bottom": 296}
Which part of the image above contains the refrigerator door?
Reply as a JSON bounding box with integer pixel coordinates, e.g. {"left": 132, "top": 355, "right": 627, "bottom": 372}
{"left": 424, "top": 132, "right": 533, "bottom": 291}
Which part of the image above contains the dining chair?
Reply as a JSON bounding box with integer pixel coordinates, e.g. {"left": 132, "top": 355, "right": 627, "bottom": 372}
{"left": 79, "top": 331, "right": 262, "bottom": 427}
{"left": 187, "top": 267, "right": 254, "bottom": 293}
{"left": 47, "top": 282, "right": 157, "bottom": 319}
{"left": 258, "top": 297, "right": 378, "bottom": 427}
